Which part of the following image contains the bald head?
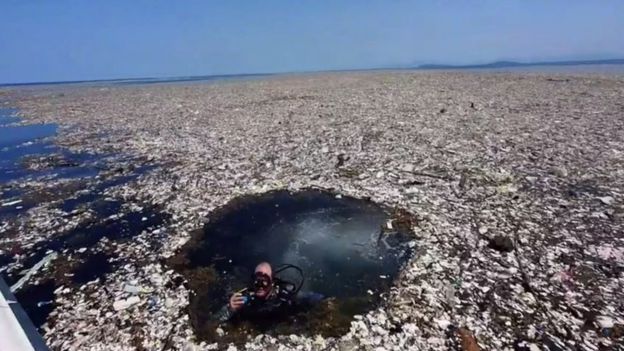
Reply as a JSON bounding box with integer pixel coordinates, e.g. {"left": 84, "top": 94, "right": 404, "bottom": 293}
{"left": 255, "top": 262, "right": 272, "bottom": 277}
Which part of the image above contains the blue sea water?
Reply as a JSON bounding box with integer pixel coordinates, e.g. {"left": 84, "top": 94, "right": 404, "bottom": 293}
{"left": 0, "top": 73, "right": 272, "bottom": 88}
{"left": 0, "top": 110, "right": 104, "bottom": 185}
{"left": 0, "top": 108, "right": 169, "bottom": 329}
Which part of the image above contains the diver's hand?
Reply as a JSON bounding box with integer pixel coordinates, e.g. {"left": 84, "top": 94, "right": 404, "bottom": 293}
{"left": 228, "top": 293, "right": 245, "bottom": 312}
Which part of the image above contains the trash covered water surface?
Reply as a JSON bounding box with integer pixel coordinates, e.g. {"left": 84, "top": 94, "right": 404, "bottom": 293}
{"left": 0, "top": 107, "right": 169, "bottom": 331}
{"left": 172, "top": 189, "right": 415, "bottom": 342}
{"left": 5, "top": 71, "right": 624, "bottom": 350}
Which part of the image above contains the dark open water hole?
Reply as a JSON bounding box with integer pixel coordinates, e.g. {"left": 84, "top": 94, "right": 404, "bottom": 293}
{"left": 171, "top": 189, "right": 415, "bottom": 343}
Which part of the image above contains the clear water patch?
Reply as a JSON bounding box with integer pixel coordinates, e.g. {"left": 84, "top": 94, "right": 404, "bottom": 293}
{"left": 0, "top": 108, "right": 168, "bottom": 331}
{"left": 171, "top": 189, "right": 415, "bottom": 343}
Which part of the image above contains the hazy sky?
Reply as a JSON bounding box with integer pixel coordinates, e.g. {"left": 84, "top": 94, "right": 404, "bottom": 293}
{"left": 1, "top": 1, "right": 623, "bottom": 84}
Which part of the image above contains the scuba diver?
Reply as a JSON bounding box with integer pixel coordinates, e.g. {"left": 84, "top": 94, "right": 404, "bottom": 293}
{"left": 215, "top": 262, "right": 324, "bottom": 322}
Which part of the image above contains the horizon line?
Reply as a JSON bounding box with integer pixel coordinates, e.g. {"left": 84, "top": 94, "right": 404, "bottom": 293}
{"left": 2, "top": 57, "right": 624, "bottom": 87}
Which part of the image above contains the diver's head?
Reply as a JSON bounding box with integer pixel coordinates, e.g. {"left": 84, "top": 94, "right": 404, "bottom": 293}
{"left": 253, "top": 262, "right": 273, "bottom": 299}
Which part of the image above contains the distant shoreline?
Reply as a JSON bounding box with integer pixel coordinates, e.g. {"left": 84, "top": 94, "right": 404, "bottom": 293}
{"left": 416, "top": 58, "right": 624, "bottom": 70}
{"left": 2, "top": 58, "right": 624, "bottom": 88}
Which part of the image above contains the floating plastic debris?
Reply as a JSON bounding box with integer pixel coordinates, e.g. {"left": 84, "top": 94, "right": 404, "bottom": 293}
{"left": 113, "top": 296, "right": 141, "bottom": 311}
{"left": 10, "top": 252, "right": 58, "bottom": 293}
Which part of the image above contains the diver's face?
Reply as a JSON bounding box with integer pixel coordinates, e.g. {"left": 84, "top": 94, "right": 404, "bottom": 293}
{"left": 253, "top": 273, "right": 272, "bottom": 299}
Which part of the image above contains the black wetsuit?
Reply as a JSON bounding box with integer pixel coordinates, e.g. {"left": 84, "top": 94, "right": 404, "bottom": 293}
{"left": 215, "top": 288, "right": 324, "bottom": 323}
